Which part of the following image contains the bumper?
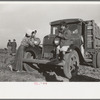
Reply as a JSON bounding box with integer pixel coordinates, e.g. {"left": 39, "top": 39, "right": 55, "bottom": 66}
{"left": 22, "top": 58, "right": 64, "bottom": 66}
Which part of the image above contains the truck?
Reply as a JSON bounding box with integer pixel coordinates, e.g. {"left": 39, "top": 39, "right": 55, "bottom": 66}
{"left": 22, "top": 18, "right": 100, "bottom": 79}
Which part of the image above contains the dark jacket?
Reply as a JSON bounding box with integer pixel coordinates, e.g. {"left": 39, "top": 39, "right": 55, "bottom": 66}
{"left": 59, "top": 28, "right": 73, "bottom": 47}
{"left": 7, "top": 41, "right": 12, "bottom": 47}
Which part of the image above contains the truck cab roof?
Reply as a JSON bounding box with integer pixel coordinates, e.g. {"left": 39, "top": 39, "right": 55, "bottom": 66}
{"left": 50, "top": 18, "right": 83, "bottom": 26}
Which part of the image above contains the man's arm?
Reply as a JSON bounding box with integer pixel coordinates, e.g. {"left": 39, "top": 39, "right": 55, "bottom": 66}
{"left": 64, "top": 29, "right": 71, "bottom": 40}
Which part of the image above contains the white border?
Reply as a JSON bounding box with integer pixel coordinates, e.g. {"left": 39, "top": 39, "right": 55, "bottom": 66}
{"left": 0, "top": 82, "right": 100, "bottom": 99}
{"left": 0, "top": 1, "right": 100, "bottom": 4}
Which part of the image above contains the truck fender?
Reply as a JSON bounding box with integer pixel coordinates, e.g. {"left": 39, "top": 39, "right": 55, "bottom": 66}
{"left": 67, "top": 45, "right": 85, "bottom": 64}
{"left": 24, "top": 46, "right": 42, "bottom": 59}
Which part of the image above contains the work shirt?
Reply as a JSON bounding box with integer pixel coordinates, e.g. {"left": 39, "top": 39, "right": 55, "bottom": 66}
{"left": 59, "top": 28, "right": 73, "bottom": 47}
{"left": 21, "top": 37, "right": 30, "bottom": 47}
{"left": 29, "top": 35, "right": 36, "bottom": 47}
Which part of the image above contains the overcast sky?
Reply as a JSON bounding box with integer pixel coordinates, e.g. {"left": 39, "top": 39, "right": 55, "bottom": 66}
{"left": 0, "top": 2, "right": 100, "bottom": 48}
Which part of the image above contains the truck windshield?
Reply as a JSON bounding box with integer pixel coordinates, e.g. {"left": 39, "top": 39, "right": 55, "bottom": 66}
{"left": 52, "top": 24, "right": 79, "bottom": 35}
{"left": 52, "top": 26, "right": 59, "bottom": 35}
{"left": 68, "top": 24, "right": 79, "bottom": 34}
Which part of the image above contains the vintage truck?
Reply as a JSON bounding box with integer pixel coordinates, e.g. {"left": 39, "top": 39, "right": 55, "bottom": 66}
{"left": 22, "top": 18, "right": 100, "bottom": 79}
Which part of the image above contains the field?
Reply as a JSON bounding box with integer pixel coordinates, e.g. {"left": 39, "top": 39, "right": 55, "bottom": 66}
{"left": 0, "top": 52, "right": 100, "bottom": 82}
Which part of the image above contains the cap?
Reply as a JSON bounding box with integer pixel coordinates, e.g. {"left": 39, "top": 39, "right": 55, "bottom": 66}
{"left": 13, "top": 39, "right": 16, "bottom": 41}
{"left": 25, "top": 33, "right": 30, "bottom": 37}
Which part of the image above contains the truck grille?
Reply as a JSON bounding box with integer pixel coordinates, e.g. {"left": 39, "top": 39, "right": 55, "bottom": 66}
{"left": 42, "top": 35, "right": 56, "bottom": 59}
{"left": 44, "top": 53, "right": 53, "bottom": 59}
{"left": 43, "top": 45, "right": 55, "bottom": 59}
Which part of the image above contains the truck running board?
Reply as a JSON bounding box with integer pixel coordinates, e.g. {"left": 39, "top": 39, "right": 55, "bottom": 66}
{"left": 23, "top": 58, "right": 64, "bottom": 66}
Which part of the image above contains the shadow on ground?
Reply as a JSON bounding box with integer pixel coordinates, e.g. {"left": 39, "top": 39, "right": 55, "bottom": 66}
{"left": 38, "top": 65, "right": 100, "bottom": 82}
{"left": 42, "top": 72, "right": 100, "bottom": 82}
{"left": 70, "top": 75, "right": 100, "bottom": 82}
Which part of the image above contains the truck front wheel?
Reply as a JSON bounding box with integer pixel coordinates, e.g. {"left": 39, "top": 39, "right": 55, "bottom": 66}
{"left": 23, "top": 51, "right": 39, "bottom": 72}
{"left": 63, "top": 50, "right": 79, "bottom": 79}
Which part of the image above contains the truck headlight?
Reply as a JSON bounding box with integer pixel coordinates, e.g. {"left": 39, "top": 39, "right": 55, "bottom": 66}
{"left": 34, "top": 38, "right": 41, "bottom": 45}
{"left": 54, "top": 37, "right": 60, "bottom": 45}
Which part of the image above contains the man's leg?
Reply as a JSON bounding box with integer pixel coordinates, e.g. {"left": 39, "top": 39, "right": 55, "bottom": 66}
{"left": 56, "top": 46, "right": 60, "bottom": 60}
{"left": 9, "top": 47, "right": 12, "bottom": 55}
{"left": 60, "top": 46, "right": 69, "bottom": 60}
{"left": 7, "top": 46, "right": 10, "bottom": 56}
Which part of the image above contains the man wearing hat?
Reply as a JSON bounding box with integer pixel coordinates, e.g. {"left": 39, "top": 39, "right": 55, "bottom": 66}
{"left": 57, "top": 22, "right": 73, "bottom": 60}
{"left": 11, "top": 39, "right": 17, "bottom": 56}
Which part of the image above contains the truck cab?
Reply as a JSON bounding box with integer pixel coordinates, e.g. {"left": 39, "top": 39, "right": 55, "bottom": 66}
{"left": 43, "top": 19, "right": 83, "bottom": 60}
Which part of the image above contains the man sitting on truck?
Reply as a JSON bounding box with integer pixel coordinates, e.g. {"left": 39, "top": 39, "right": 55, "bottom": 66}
{"left": 56, "top": 22, "right": 73, "bottom": 60}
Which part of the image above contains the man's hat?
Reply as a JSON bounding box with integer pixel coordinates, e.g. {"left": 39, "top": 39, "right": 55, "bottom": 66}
{"left": 26, "top": 29, "right": 37, "bottom": 35}
{"left": 25, "top": 33, "right": 30, "bottom": 37}
{"left": 13, "top": 39, "right": 16, "bottom": 41}
{"left": 26, "top": 29, "right": 32, "bottom": 35}
{"left": 34, "top": 30, "right": 37, "bottom": 33}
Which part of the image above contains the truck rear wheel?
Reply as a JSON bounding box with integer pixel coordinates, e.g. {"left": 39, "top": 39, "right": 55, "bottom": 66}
{"left": 23, "top": 51, "right": 39, "bottom": 72}
{"left": 63, "top": 50, "right": 79, "bottom": 79}
{"left": 97, "top": 52, "right": 100, "bottom": 68}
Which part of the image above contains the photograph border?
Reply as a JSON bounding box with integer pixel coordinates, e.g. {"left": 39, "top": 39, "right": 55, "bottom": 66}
{"left": 0, "top": 0, "right": 100, "bottom": 99}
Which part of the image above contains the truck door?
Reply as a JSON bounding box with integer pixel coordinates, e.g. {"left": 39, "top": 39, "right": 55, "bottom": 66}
{"left": 84, "top": 20, "right": 94, "bottom": 50}
{"left": 68, "top": 23, "right": 82, "bottom": 49}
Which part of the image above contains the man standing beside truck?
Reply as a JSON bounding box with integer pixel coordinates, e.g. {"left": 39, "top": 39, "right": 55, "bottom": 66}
{"left": 7, "top": 39, "right": 12, "bottom": 55}
{"left": 12, "top": 30, "right": 37, "bottom": 72}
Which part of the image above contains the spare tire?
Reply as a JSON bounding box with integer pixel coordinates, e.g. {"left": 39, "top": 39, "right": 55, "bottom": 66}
{"left": 23, "top": 47, "right": 40, "bottom": 72}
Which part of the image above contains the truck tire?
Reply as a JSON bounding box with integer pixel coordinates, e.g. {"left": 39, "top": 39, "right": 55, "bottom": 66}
{"left": 97, "top": 52, "right": 100, "bottom": 68}
{"left": 23, "top": 51, "right": 39, "bottom": 72}
{"left": 63, "top": 50, "right": 79, "bottom": 79}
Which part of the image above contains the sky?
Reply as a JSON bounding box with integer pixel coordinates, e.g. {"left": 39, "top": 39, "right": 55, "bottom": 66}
{"left": 0, "top": 2, "right": 100, "bottom": 48}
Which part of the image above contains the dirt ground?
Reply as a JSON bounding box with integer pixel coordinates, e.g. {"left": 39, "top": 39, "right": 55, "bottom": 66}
{"left": 0, "top": 53, "right": 100, "bottom": 82}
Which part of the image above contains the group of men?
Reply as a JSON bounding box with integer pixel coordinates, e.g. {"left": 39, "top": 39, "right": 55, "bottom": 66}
{"left": 6, "top": 30, "right": 37, "bottom": 72}
{"left": 7, "top": 39, "right": 17, "bottom": 56}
